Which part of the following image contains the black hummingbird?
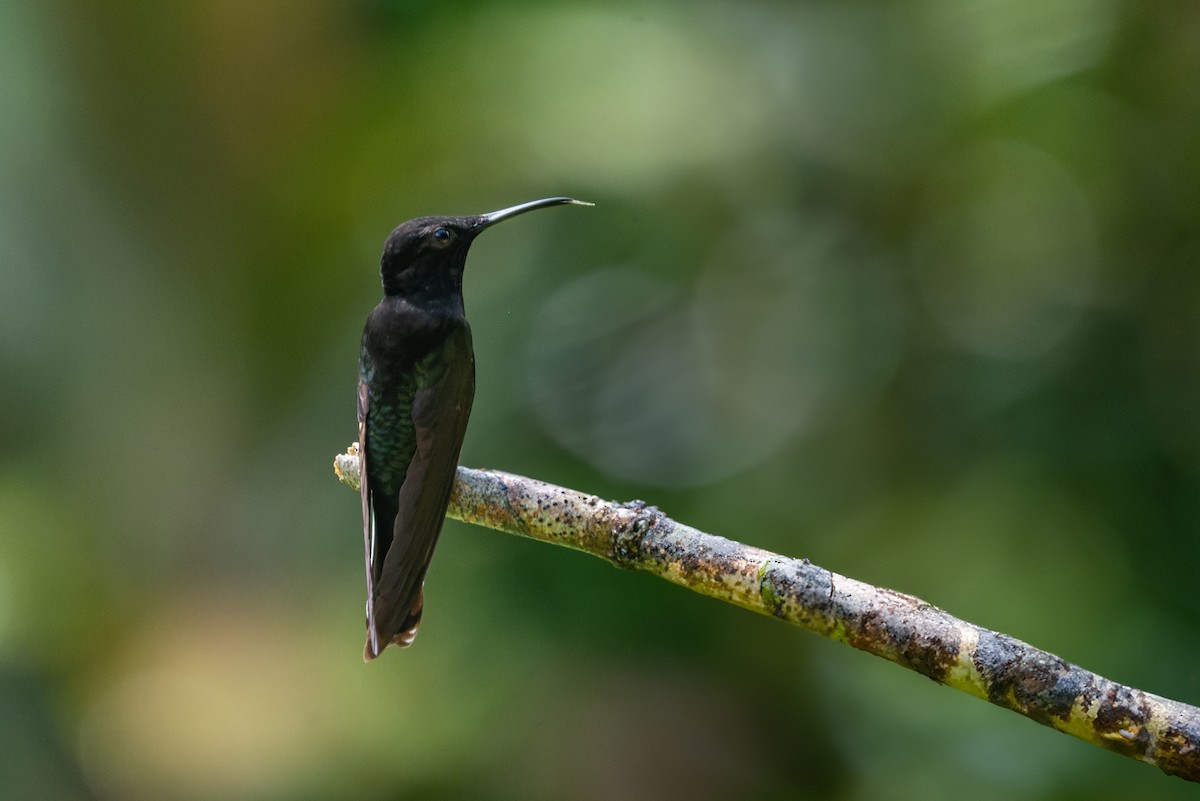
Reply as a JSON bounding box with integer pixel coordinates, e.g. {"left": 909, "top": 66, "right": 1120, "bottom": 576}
{"left": 358, "top": 196, "right": 591, "bottom": 661}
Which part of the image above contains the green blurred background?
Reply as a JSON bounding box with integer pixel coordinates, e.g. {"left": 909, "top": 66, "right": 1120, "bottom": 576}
{"left": 2, "top": 0, "right": 1198, "bottom": 798}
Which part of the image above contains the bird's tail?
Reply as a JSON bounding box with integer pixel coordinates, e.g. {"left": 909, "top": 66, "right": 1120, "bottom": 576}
{"left": 363, "top": 587, "right": 423, "bottom": 661}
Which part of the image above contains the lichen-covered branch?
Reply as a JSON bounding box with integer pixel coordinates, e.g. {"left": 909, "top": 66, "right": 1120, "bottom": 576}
{"left": 334, "top": 446, "right": 1200, "bottom": 782}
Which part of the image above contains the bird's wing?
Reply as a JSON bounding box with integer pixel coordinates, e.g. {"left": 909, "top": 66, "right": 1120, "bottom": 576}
{"left": 368, "top": 322, "right": 475, "bottom": 657}
{"left": 357, "top": 376, "right": 380, "bottom": 657}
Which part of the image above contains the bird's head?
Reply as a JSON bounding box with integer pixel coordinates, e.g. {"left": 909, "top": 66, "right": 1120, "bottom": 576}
{"left": 379, "top": 197, "right": 592, "bottom": 300}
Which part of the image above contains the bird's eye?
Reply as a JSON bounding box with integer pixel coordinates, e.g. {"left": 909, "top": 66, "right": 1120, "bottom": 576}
{"left": 433, "top": 227, "right": 451, "bottom": 241}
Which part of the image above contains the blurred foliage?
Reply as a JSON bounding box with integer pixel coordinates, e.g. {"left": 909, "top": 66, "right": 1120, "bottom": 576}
{"left": 1, "top": 0, "right": 1198, "bottom": 798}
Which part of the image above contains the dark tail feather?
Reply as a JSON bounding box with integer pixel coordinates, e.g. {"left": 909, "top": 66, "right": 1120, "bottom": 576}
{"left": 363, "top": 587, "right": 424, "bottom": 662}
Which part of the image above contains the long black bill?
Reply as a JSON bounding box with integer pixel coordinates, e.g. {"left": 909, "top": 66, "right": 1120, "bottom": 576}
{"left": 475, "top": 197, "right": 593, "bottom": 230}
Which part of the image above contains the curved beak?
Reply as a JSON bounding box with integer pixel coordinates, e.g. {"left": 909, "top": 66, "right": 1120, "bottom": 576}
{"left": 476, "top": 197, "right": 593, "bottom": 230}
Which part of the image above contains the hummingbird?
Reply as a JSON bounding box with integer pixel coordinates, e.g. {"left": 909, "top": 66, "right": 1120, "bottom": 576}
{"left": 358, "top": 196, "right": 591, "bottom": 661}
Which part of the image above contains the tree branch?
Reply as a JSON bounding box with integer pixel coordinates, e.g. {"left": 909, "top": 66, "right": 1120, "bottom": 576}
{"left": 334, "top": 445, "right": 1200, "bottom": 782}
